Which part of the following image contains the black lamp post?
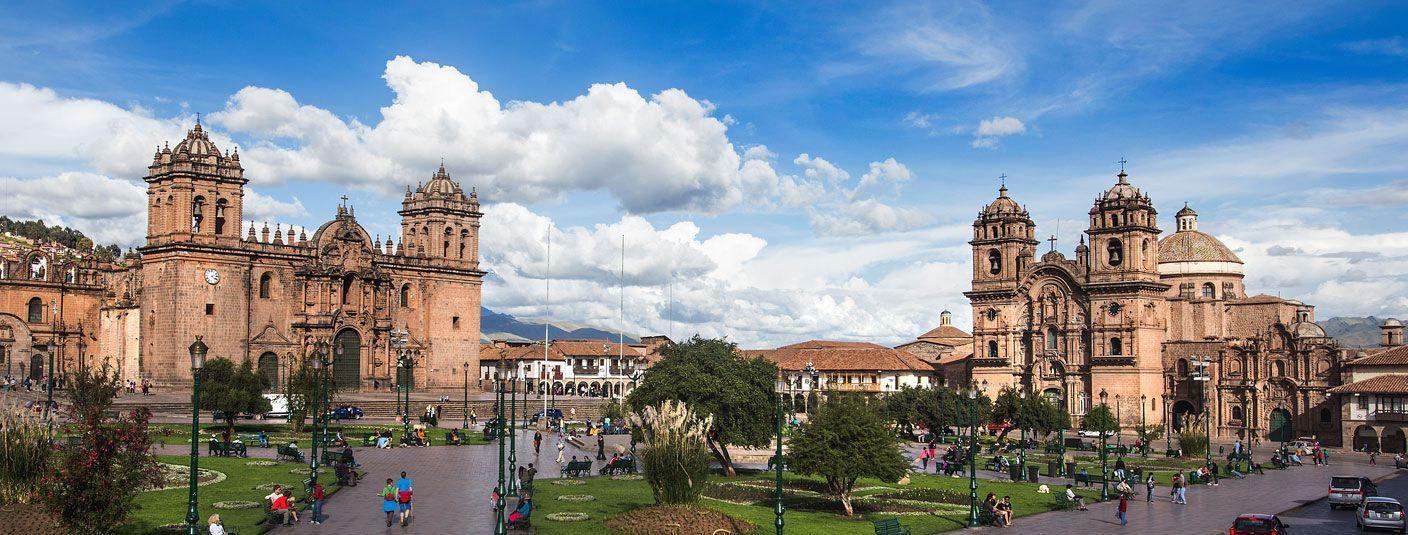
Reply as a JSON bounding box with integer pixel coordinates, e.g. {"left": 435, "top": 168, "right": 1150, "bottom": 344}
{"left": 507, "top": 365, "right": 518, "bottom": 496}
{"left": 463, "top": 362, "right": 471, "bottom": 430}
{"left": 398, "top": 353, "right": 414, "bottom": 440}
{"left": 966, "top": 380, "right": 984, "bottom": 527}
{"left": 1018, "top": 389, "right": 1027, "bottom": 477}
{"left": 494, "top": 360, "right": 507, "bottom": 535}
{"left": 629, "top": 370, "right": 642, "bottom": 457}
{"left": 774, "top": 383, "right": 785, "bottom": 535}
{"left": 185, "top": 336, "right": 207, "bottom": 535}
{"left": 1099, "top": 388, "right": 1109, "bottom": 501}
{"left": 309, "top": 342, "right": 333, "bottom": 487}
{"left": 1163, "top": 393, "right": 1172, "bottom": 456}
{"left": 1140, "top": 394, "right": 1148, "bottom": 457}
{"left": 1115, "top": 394, "right": 1123, "bottom": 450}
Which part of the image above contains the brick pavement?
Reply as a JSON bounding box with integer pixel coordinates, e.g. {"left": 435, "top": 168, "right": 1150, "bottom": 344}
{"left": 975, "top": 456, "right": 1398, "bottom": 534}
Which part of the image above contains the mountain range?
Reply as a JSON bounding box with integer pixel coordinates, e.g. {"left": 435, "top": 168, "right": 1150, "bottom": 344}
{"left": 1323, "top": 316, "right": 1398, "bottom": 349}
{"left": 480, "top": 307, "right": 638, "bottom": 344}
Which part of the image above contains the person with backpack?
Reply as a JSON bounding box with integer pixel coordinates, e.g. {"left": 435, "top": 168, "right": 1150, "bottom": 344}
{"left": 381, "top": 478, "right": 398, "bottom": 527}
{"left": 1145, "top": 473, "right": 1156, "bottom": 503}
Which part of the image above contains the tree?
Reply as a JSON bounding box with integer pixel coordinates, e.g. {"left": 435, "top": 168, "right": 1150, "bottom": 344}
{"left": 198, "top": 358, "right": 272, "bottom": 437}
{"left": 283, "top": 356, "right": 337, "bottom": 433}
{"left": 1082, "top": 404, "right": 1121, "bottom": 438}
{"left": 39, "top": 365, "right": 162, "bottom": 534}
{"left": 626, "top": 336, "right": 776, "bottom": 477}
{"left": 882, "top": 386, "right": 923, "bottom": 435}
{"left": 630, "top": 400, "right": 713, "bottom": 504}
{"left": 789, "top": 394, "right": 909, "bottom": 516}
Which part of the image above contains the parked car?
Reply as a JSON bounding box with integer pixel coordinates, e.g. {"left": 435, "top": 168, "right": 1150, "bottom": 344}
{"left": 1357, "top": 496, "right": 1406, "bottom": 533}
{"left": 1077, "top": 430, "right": 1102, "bottom": 438}
{"left": 1229, "top": 514, "right": 1290, "bottom": 535}
{"left": 1329, "top": 475, "right": 1379, "bottom": 509}
{"left": 211, "top": 410, "right": 254, "bottom": 421}
{"left": 1395, "top": 454, "right": 1408, "bottom": 469}
{"left": 530, "top": 408, "right": 564, "bottom": 424}
{"left": 1287, "top": 437, "right": 1317, "bottom": 454}
{"left": 328, "top": 406, "right": 364, "bottom": 420}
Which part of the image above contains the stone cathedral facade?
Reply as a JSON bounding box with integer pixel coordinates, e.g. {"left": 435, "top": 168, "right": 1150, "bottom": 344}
{"left": 962, "top": 170, "right": 1344, "bottom": 444}
{"left": 0, "top": 123, "right": 486, "bottom": 390}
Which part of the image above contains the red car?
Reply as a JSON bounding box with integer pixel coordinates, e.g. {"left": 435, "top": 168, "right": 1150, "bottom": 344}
{"left": 1229, "top": 514, "right": 1290, "bottom": 535}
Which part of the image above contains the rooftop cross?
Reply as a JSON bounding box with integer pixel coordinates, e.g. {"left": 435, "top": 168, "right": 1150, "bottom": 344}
{"left": 340, "top": 195, "right": 349, "bottom": 208}
{"left": 999, "top": 173, "right": 1007, "bottom": 186}
{"left": 1117, "top": 157, "right": 1128, "bottom": 171}
{"left": 1048, "top": 234, "right": 1058, "bottom": 253}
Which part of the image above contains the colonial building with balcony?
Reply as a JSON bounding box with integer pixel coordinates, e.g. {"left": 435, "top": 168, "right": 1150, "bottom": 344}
{"left": 1328, "top": 319, "right": 1408, "bottom": 453}
{"left": 478, "top": 337, "right": 666, "bottom": 399}
{"left": 743, "top": 340, "right": 938, "bottom": 414}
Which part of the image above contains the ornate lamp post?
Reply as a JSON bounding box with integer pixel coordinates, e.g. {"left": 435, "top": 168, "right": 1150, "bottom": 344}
{"left": 1099, "top": 388, "right": 1110, "bottom": 501}
{"left": 463, "top": 362, "right": 471, "bottom": 430}
{"left": 1057, "top": 397, "right": 1067, "bottom": 476}
{"left": 1115, "top": 394, "right": 1122, "bottom": 450}
{"left": 966, "top": 380, "right": 985, "bottom": 527}
{"left": 397, "top": 350, "right": 414, "bottom": 440}
{"left": 774, "top": 383, "right": 785, "bottom": 535}
{"left": 185, "top": 336, "right": 207, "bottom": 535}
{"left": 1140, "top": 394, "right": 1148, "bottom": 457}
{"left": 493, "top": 359, "right": 507, "bottom": 535}
{"left": 507, "top": 365, "right": 519, "bottom": 496}
{"left": 629, "top": 370, "right": 643, "bottom": 457}
{"left": 1162, "top": 393, "right": 1172, "bottom": 456}
{"left": 1017, "top": 389, "right": 1027, "bottom": 477}
{"left": 309, "top": 342, "right": 333, "bottom": 487}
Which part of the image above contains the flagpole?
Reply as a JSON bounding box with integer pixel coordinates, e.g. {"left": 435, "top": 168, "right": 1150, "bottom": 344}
{"left": 543, "top": 225, "right": 550, "bottom": 420}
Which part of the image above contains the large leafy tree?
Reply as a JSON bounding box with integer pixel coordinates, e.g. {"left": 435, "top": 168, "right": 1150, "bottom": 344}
{"left": 39, "top": 365, "right": 162, "bottom": 534}
{"left": 789, "top": 394, "right": 909, "bottom": 517}
{"left": 1081, "top": 404, "right": 1121, "bottom": 438}
{"left": 882, "top": 386, "right": 923, "bottom": 435}
{"left": 991, "top": 386, "right": 1070, "bottom": 440}
{"left": 626, "top": 336, "right": 776, "bottom": 477}
{"left": 198, "top": 358, "right": 273, "bottom": 437}
{"left": 283, "top": 355, "right": 339, "bottom": 433}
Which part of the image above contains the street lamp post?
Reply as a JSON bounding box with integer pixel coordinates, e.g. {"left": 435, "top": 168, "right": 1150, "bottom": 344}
{"left": 1018, "top": 389, "right": 1027, "bottom": 478}
{"left": 1163, "top": 393, "right": 1172, "bottom": 456}
{"left": 309, "top": 342, "right": 333, "bottom": 487}
{"left": 1057, "top": 397, "right": 1067, "bottom": 476}
{"left": 463, "top": 362, "right": 471, "bottom": 430}
{"left": 966, "top": 380, "right": 984, "bottom": 527}
{"left": 185, "top": 336, "right": 207, "bottom": 535}
{"left": 774, "top": 387, "right": 785, "bottom": 535}
{"left": 493, "top": 360, "right": 507, "bottom": 535}
{"left": 1115, "top": 394, "right": 1122, "bottom": 450}
{"left": 398, "top": 353, "right": 414, "bottom": 441}
{"left": 1099, "top": 388, "right": 1109, "bottom": 502}
{"left": 507, "top": 366, "right": 518, "bottom": 496}
{"left": 1140, "top": 394, "right": 1148, "bottom": 458}
{"left": 629, "top": 370, "right": 642, "bottom": 457}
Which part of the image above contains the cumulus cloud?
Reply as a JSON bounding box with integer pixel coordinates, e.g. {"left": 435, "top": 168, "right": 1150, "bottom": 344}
{"left": 793, "top": 153, "right": 851, "bottom": 184}
{"left": 0, "top": 172, "right": 146, "bottom": 245}
{"left": 243, "top": 189, "right": 309, "bottom": 222}
{"left": 971, "top": 115, "right": 1026, "bottom": 149}
{"left": 854, "top": 158, "right": 913, "bottom": 197}
{"left": 808, "top": 199, "right": 931, "bottom": 237}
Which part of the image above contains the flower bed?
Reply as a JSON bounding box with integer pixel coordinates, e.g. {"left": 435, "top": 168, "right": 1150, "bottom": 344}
{"left": 549, "top": 479, "right": 586, "bottom": 486}
{"left": 545, "top": 511, "right": 590, "bottom": 522}
{"left": 212, "top": 500, "right": 261, "bottom": 510}
{"left": 556, "top": 494, "right": 597, "bottom": 502}
{"left": 245, "top": 460, "right": 278, "bottom": 467}
{"left": 146, "top": 463, "right": 227, "bottom": 491}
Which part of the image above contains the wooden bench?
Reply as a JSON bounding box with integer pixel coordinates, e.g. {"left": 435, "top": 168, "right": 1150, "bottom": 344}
{"left": 207, "top": 440, "right": 245, "bottom": 457}
{"left": 984, "top": 456, "right": 1008, "bottom": 472}
{"left": 1055, "top": 492, "right": 1077, "bottom": 510}
{"left": 600, "top": 458, "right": 636, "bottom": 475}
{"left": 872, "top": 517, "right": 911, "bottom": 535}
{"left": 320, "top": 450, "right": 340, "bottom": 466}
{"left": 560, "top": 459, "right": 593, "bottom": 478}
{"left": 766, "top": 454, "right": 786, "bottom": 471}
{"left": 276, "top": 444, "right": 304, "bottom": 463}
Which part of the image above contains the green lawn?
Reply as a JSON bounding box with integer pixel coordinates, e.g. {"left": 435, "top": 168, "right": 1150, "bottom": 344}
{"left": 121, "top": 455, "right": 353, "bottom": 535}
{"left": 147, "top": 422, "right": 490, "bottom": 447}
{"left": 529, "top": 471, "right": 1064, "bottom": 534}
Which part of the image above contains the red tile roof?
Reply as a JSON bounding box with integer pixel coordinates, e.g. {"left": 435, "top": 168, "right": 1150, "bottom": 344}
{"left": 916, "top": 324, "right": 972, "bottom": 343}
{"left": 552, "top": 340, "right": 646, "bottom": 357}
{"left": 1328, "top": 374, "right": 1408, "bottom": 395}
{"left": 1349, "top": 346, "right": 1408, "bottom": 367}
{"left": 743, "top": 342, "right": 934, "bottom": 372}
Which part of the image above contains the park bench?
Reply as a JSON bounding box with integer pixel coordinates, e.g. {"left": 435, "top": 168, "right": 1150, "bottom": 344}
{"left": 767, "top": 454, "right": 786, "bottom": 471}
{"left": 872, "top": 517, "right": 911, "bottom": 535}
{"left": 977, "top": 507, "right": 1000, "bottom": 527}
{"left": 984, "top": 456, "right": 1008, "bottom": 472}
{"left": 207, "top": 439, "right": 246, "bottom": 457}
{"left": 1227, "top": 452, "right": 1252, "bottom": 462}
{"left": 362, "top": 433, "right": 378, "bottom": 447}
{"left": 320, "top": 450, "right": 339, "bottom": 466}
{"left": 1163, "top": 448, "right": 1180, "bottom": 458}
{"left": 600, "top": 457, "right": 637, "bottom": 475}
{"left": 1187, "top": 470, "right": 1203, "bottom": 484}
{"left": 1043, "top": 442, "right": 1063, "bottom": 454}
{"left": 262, "top": 499, "right": 287, "bottom": 526}
{"left": 276, "top": 444, "right": 304, "bottom": 463}
{"left": 560, "top": 459, "right": 593, "bottom": 478}
{"left": 1055, "top": 492, "right": 1078, "bottom": 510}
{"left": 1073, "top": 472, "right": 1106, "bottom": 487}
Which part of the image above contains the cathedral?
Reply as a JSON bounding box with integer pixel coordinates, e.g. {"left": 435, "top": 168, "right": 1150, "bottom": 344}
{"left": 0, "top": 123, "right": 486, "bottom": 390}
{"left": 961, "top": 170, "right": 1343, "bottom": 445}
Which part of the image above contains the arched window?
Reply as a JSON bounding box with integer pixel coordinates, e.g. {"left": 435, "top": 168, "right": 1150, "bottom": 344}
{"left": 1177, "top": 359, "right": 1189, "bottom": 377}
{"left": 443, "top": 228, "right": 452, "bottom": 257}
{"left": 341, "top": 274, "right": 356, "bottom": 305}
{"left": 258, "top": 272, "right": 272, "bottom": 299}
{"left": 459, "top": 229, "right": 469, "bottom": 259}
{"left": 191, "top": 195, "right": 205, "bottom": 232}
{"left": 1317, "top": 358, "right": 1331, "bottom": 375}
{"left": 1109, "top": 337, "right": 1123, "bottom": 356}
{"left": 987, "top": 340, "right": 999, "bottom": 358}
{"left": 1231, "top": 406, "right": 1244, "bottom": 421}
{"left": 1106, "top": 238, "right": 1123, "bottom": 267}
{"left": 399, "top": 284, "right": 410, "bottom": 308}
{"left": 1273, "top": 360, "right": 1286, "bottom": 377}
{"left": 988, "top": 250, "right": 1002, "bottom": 275}
{"left": 1045, "top": 327, "right": 1058, "bottom": 350}
{"left": 1202, "top": 283, "right": 1216, "bottom": 299}
{"left": 214, "top": 199, "right": 228, "bottom": 235}
{"left": 1320, "top": 407, "right": 1332, "bottom": 424}
{"left": 27, "top": 297, "right": 43, "bottom": 323}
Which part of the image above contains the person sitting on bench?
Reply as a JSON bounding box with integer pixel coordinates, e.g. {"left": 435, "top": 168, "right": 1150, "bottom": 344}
{"left": 507, "top": 496, "right": 532, "bottom": 526}
{"left": 448, "top": 428, "right": 462, "bottom": 446}
{"left": 1225, "top": 462, "right": 1245, "bottom": 479}
{"left": 1064, "top": 484, "right": 1088, "bottom": 511}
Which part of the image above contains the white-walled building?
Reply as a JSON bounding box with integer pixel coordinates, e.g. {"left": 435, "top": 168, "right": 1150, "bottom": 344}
{"left": 744, "top": 340, "right": 938, "bottom": 413}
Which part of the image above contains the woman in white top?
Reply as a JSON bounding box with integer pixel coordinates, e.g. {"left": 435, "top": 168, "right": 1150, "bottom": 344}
{"left": 208, "top": 514, "right": 225, "bottom": 535}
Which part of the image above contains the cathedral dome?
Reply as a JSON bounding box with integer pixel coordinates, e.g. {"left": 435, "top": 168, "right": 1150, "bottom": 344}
{"left": 172, "top": 122, "right": 221, "bottom": 157}
{"left": 1102, "top": 171, "right": 1141, "bottom": 201}
{"left": 417, "top": 163, "right": 464, "bottom": 198}
{"left": 1289, "top": 321, "right": 1328, "bottom": 339}
{"left": 982, "top": 185, "right": 1024, "bottom": 216}
{"left": 1158, "top": 231, "right": 1242, "bottom": 264}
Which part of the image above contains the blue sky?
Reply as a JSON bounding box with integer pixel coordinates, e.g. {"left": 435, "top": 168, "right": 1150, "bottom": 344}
{"left": 2, "top": 1, "right": 1407, "bottom": 346}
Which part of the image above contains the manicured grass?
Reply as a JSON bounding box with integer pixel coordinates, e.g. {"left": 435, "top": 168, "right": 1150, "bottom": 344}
{"left": 529, "top": 471, "right": 1062, "bottom": 534}
{"left": 121, "top": 455, "right": 351, "bottom": 534}
{"left": 146, "top": 423, "right": 490, "bottom": 447}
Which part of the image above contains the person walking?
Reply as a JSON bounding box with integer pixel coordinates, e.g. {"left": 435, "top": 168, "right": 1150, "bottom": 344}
{"left": 309, "top": 481, "right": 325, "bottom": 525}
{"left": 381, "top": 478, "right": 398, "bottom": 527}
{"left": 396, "top": 471, "right": 414, "bottom": 526}
{"left": 1172, "top": 473, "right": 1187, "bottom": 505}
{"left": 1370, "top": 448, "right": 1379, "bottom": 465}
{"left": 1117, "top": 492, "right": 1128, "bottom": 527}
{"left": 596, "top": 434, "right": 607, "bottom": 461}
{"left": 534, "top": 430, "right": 542, "bottom": 455}
{"left": 919, "top": 445, "right": 931, "bottom": 472}
{"left": 1145, "top": 473, "right": 1155, "bottom": 503}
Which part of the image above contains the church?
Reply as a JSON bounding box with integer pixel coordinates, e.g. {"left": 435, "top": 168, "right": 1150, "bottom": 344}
{"left": 0, "top": 122, "right": 486, "bottom": 391}
{"left": 956, "top": 169, "right": 1343, "bottom": 445}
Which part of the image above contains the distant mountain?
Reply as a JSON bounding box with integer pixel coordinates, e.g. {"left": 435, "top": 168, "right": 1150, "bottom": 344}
{"left": 1323, "top": 316, "right": 1398, "bottom": 348}
{"left": 480, "top": 306, "right": 637, "bottom": 344}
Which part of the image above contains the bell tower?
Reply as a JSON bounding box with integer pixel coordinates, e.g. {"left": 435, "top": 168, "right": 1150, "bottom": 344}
{"left": 144, "top": 121, "right": 246, "bottom": 247}
{"left": 1085, "top": 169, "right": 1160, "bottom": 284}
{"left": 970, "top": 183, "right": 1038, "bottom": 292}
{"left": 398, "top": 163, "right": 482, "bottom": 268}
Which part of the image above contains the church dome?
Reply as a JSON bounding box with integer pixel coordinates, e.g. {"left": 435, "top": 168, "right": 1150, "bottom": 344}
{"left": 1385, "top": 318, "right": 1404, "bottom": 327}
{"left": 172, "top": 121, "right": 221, "bottom": 157}
{"left": 1103, "top": 171, "right": 1142, "bottom": 201}
{"left": 417, "top": 163, "right": 464, "bottom": 198}
{"left": 982, "top": 185, "right": 1024, "bottom": 216}
{"left": 1289, "top": 321, "right": 1327, "bottom": 339}
{"left": 1158, "top": 231, "right": 1242, "bottom": 264}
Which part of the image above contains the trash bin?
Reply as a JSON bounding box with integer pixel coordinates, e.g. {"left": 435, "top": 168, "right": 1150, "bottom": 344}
{"left": 1009, "top": 464, "right": 1024, "bottom": 481}
{"left": 1028, "top": 465, "right": 1041, "bottom": 482}
{"left": 1048, "top": 460, "right": 1061, "bottom": 477}
{"left": 1065, "top": 461, "right": 1077, "bottom": 477}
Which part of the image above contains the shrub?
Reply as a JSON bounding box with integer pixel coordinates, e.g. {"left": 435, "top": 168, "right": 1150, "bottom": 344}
{"left": 0, "top": 395, "right": 51, "bottom": 504}
{"left": 1177, "top": 415, "right": 1208, "bottom": 458}
{"left": 630, "top": 400, "right": 713, "bottom": 504}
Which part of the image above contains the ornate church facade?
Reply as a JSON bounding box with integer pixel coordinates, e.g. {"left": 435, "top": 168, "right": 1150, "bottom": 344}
{"left": 963, "top": 171, "right": 1343, "bottom": 444}
{"left": 0, "top": 123, "right": 485, "bottom": 390}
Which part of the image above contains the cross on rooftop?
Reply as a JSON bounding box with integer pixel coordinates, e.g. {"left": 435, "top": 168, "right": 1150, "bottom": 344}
{"left": 1117, "top": 157, "right": 1128, "bottom": 171}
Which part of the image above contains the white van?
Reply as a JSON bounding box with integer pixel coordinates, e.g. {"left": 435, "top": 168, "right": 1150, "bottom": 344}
{"left": 262, "top": 394, "right": 290, "bottom": 419}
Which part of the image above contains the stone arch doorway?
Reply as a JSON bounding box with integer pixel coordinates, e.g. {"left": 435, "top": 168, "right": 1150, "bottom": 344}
{"left": 333, "top": 329, "right": 361, "bottom": 390}
{"left": 1268, "top": 408, "right": 1294, "bottom": 443}
{"left": 1383, "top": 426, "right": 1406, "bottom": 454}
{"left": 257, "top": 352, "right": 279, "bottom": 388}
{"left": 29, "top": 353, "right": 43, "bottom": 380}
{"left": 1171, "top": 400, "right": 1197, "bottom": 431}
{"left": 1354, "top": 425, "right": 1380, "bottom": 452}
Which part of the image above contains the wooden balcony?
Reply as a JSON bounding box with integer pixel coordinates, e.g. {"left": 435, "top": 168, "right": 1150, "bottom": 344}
{"left": 827, "top": 383, "right": 883, "bottom": 392}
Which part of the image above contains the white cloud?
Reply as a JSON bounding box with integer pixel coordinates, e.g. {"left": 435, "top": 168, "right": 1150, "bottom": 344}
{"left": 1340, "top": 37, "right": 1408, "bottom": 58}
{"left": 0, "top": 172, "right": 146, "bottom": 245}
{"left": 904, "top": 111, "right": 940, "bottom": 129}
{"left": 808, "top": 199, "right": 931, "bottom": 237}
{"left": 854, "top": 158, "right": 913, "bottom": 196}
{"left": 852, "top": 1, "right": 1019, "bottom": 91}
{"left": 793, "top": 153, "right": 851, "bottom": 184}
{"left": 243, "top": 189, "right": 309, "bottom": 222}
{"left": 977, "top": 116, "right": 1026, "bottom": 136}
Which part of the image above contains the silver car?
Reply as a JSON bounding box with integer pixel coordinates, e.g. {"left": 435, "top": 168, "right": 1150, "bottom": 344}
{"left": 1330, "top": 476, "right": 1378, "bottom": 509}
{"left": 1357, "top": 496, "right": 1405, "bottom": 533}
